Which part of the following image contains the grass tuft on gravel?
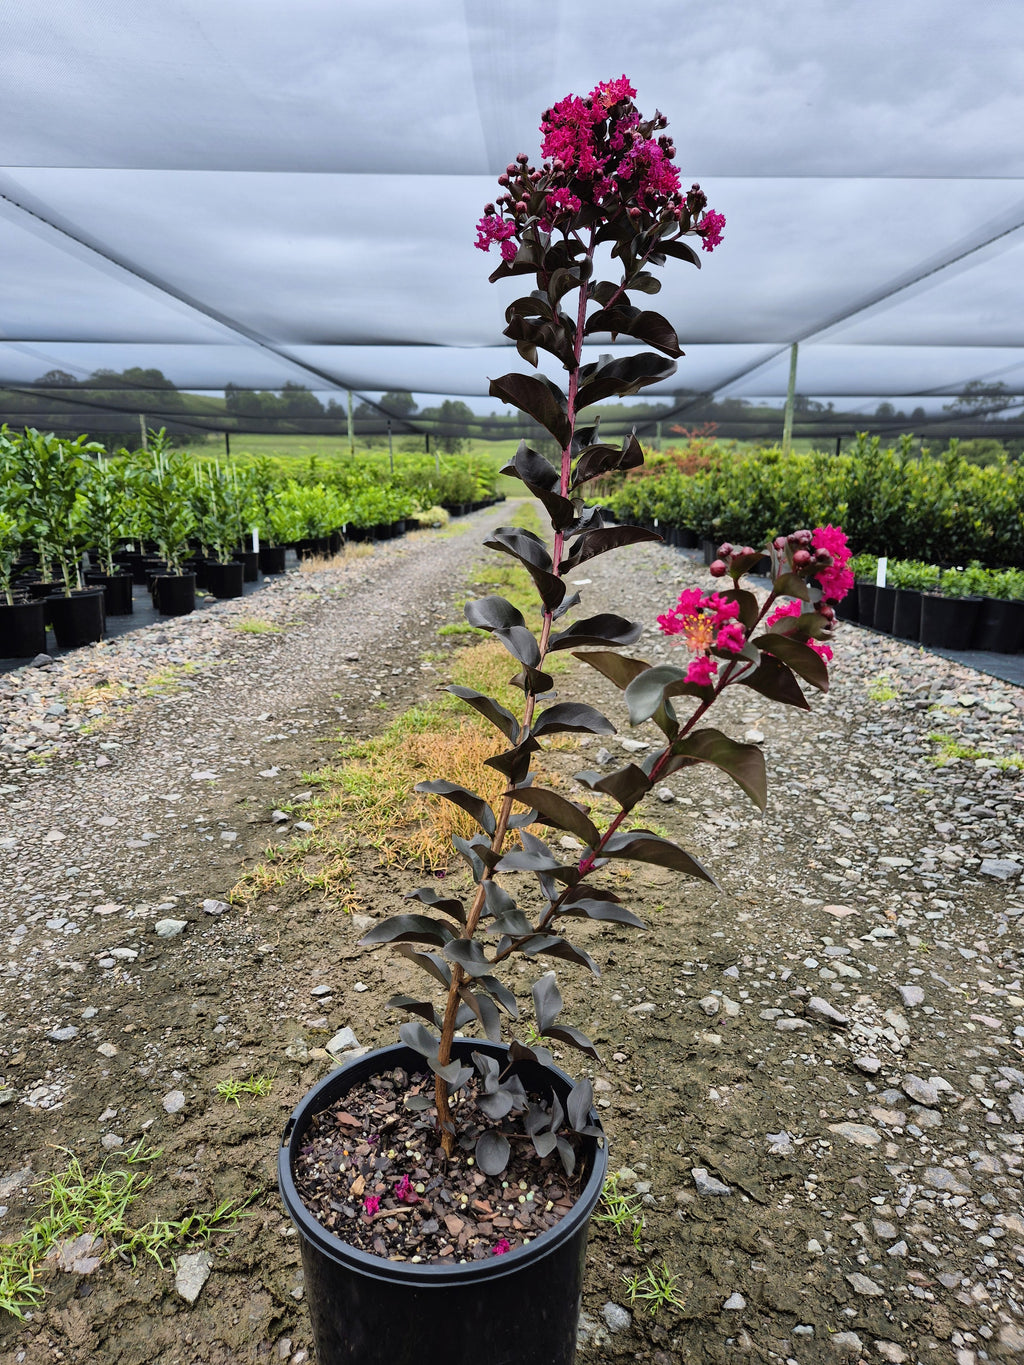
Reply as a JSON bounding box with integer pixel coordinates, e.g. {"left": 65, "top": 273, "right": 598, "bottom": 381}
{"left": 0, "top": 1143, "right": 255, "bottom": 1320}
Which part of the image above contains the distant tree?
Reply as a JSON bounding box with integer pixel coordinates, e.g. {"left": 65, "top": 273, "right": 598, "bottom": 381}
{"left": 36, "top": 369, "right": 78, "bottom": 387}
{"left": 943, "top": 380, "right": 1015, "bottom": 419}
{"left": 379, "top": 391, "right": 418, "bottom": 420}
{"left": 429, "top": 399, "right": 475, "bottom": 453}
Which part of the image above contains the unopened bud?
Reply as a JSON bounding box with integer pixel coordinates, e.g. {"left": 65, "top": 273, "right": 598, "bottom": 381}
{"left": 516, "top": 153, "right": 529, "bottom": 164}
{"left": 515, "top": 201, "right": 528, "bottom": 214}
{"left": 718, "top": 542, "right": 733, "bottom": 557}
{"left": 498, "top": 174, "right": 510, "bottom": 187}
{"left": 793, "top": 549, "right": 812, "bottom": 568}
{"left": 709, "top": 559, "right": 728, "bottom": 578}
{"left": 484, "top": 203, "right": 496, "bottom": 215}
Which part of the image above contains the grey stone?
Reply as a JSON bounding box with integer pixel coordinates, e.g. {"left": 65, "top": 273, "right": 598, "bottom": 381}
{"left": 175, "top": 1251, "right": 212, "bottom": 1303}
{"left": 806, "top": 997, "right": 849, "bottom": 1027}
{"left": 326, "top": 1027, "right": 361, "bottom": 1057}
{"left": 594, "top": 747, "right": 612, "bottom": 766}
{"left": 901, "top": 1074, "right": 940, "bottom": 1107}
{"left": 601, "top": 1301, "right": 631, "bottom": 1333}
{"left": 845, "top": 1272, "right": 885, "bottom": 1296}
{"left": 722, "top": 1292, "right": 746, "bottom": 1310}
{"left": 202, "top": 898, "right": 230, "bottom": 915}
{"left": 830, "top": 1332, "right": 864, "bottom": 1356}
{"left": 896, "top": 984, "right": 924, "bottom": 1007}
{"left": 575, "top": 1310, "right": 610, "bottom": 1352}
{"left": 656, "top": 787, "right": 675, "bottom": 803}
{"left": 692, "top": 1167, "right": 732, "bottom": 1196}
{"left": 979, "top": 858, "right": 1022, "bottom": 880}
{"left": 46, "top": 1026, "right": 79, "bottom": 1042}
{"left": 698, "top": 995, "right": 720, "bottom": 1016}
{"left": 828, "top": 1122, "right": 881, "bottom": 1148}
{"left": 1009, "top": 1093, "right": 1024, "bottom": 1123}
{"left": 922, "top": 1166, "right": 970, "bottom": 1194}
{"left": 155, "top": 918, "right": 187, "bottom": 938}
{"left": 310, "top": 984, "right": 333, "bottom": 997}
{"left": 852, "top": 1055, "right": 882, "bottom": 1076}
{"left": 162, "top": 1090, "right": 186, "bottom": 1114}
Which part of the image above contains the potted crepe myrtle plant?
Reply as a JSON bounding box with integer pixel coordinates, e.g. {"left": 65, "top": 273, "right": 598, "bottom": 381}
{"left": 139, "top": 430, "right": 199, "bottom": 615}
{"left": 279, "top": 77, "right": 850, "bottom": 1365}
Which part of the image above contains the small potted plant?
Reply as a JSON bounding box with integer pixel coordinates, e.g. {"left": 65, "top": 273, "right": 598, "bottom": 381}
{"left": 197, "top": 460, "right": 246, "bottom": 599}
{"left": 81, "top": 452, "right": 136, "bottom": 615}
{"left": 139, "top": 431, "right": 199, "bottom": 615}
{"left": 278, "top": 78, "right": 851, "bottom": 1365}
{"left": 0, "top": 505, "right": 47, "bottom": 658}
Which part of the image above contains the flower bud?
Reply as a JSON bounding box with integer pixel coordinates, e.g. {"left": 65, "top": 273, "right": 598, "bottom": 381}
{"left": 709, "top": 559, "right": 728, "bottom": 577}
{"left": 484, "top": 203, "right": 496, "bottom": 215}
{"left": 717, "top": 542, "right": 733, "bottom": 557}
{"left": 498, "top": 174, "right": 510, "bottom": 187}
{"left": 773, "top": 535, "right": 787, "bottom": 551}
{"left": 741, "top": 546, "right": 755, "bottom": 558}
{"left": 515, "top": 201, "right": 527, "bottom": 214}
{"left": 516, "top": 153, "right": 529, "bottom": 164}
{"left": 793, "top": 549, "right": 812, "bottom": 568}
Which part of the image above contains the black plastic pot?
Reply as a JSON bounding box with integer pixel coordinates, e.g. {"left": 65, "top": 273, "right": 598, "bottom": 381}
{"left": 152, "top": 572, "right": 196, "bottom": 617}
{"left": 259, "top": 545, "right": 288, "bottom": 575}
{"left": 701, "top": 537, "right": 717, "bottom": 566}
{"left": 856, "top": 581, "right": 877, "bottom": 627}
{"left": 205, "top": 560, "right": 245, "bottom": 599}
{"left": 920, "top": 594, "right": 981, "bottom": 650}
{"left": 47, "top": 589, "right": 105, "bottom": 649}
{"left": 234, "top": 550, "right": 260, "bottom": 583}
{"left": 279, "top": 1040, "right": 608, "bottom": 1365}
{"left": 972, "top": 597, "right": 1024, "bottom": 654}
{"left": 873, "top": 584, "right": 897, "bottom": 635}
{"left": 0, "top": 599, "right": 47, "bottom": 658}
{"left": 834, "top": 590, "right": 859, "bottom": 624}
{"left": 678, "top": 528, "right": 698, "bottom": 549}
{"left": 892, "top": 588, "right": 922, "bottom": 641}
{"left": 85, "top": 571, "right": 134, "bottom": 616}
{"left": 329, "top": 530, "right": 345, "bottom": 555}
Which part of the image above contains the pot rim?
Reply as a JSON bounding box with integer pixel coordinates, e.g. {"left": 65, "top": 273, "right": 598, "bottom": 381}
{"left": 278, "top": 1039, "right": 608, "bottom": 1288}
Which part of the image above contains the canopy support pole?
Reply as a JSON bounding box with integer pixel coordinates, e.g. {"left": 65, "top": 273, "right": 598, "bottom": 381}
{"left": 781, "top": 342, "right": 798, "bottom": 455}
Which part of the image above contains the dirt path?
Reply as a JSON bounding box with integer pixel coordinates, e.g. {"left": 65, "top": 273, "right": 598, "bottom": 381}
{"left": 2, "top": 518, "right": 1023, "bottom": 1365}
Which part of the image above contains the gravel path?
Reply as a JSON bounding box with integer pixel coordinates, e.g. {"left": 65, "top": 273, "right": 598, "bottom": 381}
{"left": 2, "top": 517, "right": 1023, "bottom": 1365}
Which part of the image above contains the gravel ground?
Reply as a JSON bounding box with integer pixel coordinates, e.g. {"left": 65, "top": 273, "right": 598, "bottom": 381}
{"left": 1, "top": 511, "right": 1023, "bottom": 1365}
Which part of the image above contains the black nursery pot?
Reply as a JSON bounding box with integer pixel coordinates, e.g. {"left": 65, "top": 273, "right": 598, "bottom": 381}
{"left": 85, "top": 571, "right": 134, "bottom": 616}
{"left": 47, "top": 589, "right": 105, "bottom": 649}
{"left": 0, "top": 599, "right": 47, "bottom": 658}
{"left": 279, "top": 1040, "right": 608, "bottom": 1365}
{"left": 233, "top": 550, "right": 260, "bottom": 583}
{"left": 872, "top": 584, "right": 897, "bottom": 635}
{"left": 920, "top": 594, "right": 981, "bottom": 650}
{"left": 205, "top": 560, "right": 245, "bottom": 599}
{"left": 891, "top": 588, "right": 922, "bottom": 641}
{"left": 972, "top": 598, "right": 1024, "bottom": 654}
{"left": 152, "top": 572, "right": 196, "bottom": 617}
{"left": 856, "top": 581, "right": 877, "bottom": 627}
{"left": 258, "top": 544, "right": 288, "bottom": 575}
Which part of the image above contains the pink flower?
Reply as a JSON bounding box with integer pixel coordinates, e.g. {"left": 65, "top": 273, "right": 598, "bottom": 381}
{"left": 715, "top": 620, "right": 746, "bottom": 654}
{"left": 394, "top": 1174, "right": 419, "bottom": 1205}
{"left": 698, "top": 209, "right": 726, "bottom": 253}
{"left": 545, "top": 188, "right": 582, "bottom": 216}
{"left": 590, "top": 75, "right": 636, "bottom": 109}
{"left": 812, "top": 524, "right": 854, "bottom": 602}
{"left": 363, "top": 1195, "right": 380, "bottom": 1217}
{"left": 474, "top": 213, "right": 516, "bottom": 254}
{"left": 500, "top": 239, "right": 518, "bottom": 262}
{"left": 493, "top": 1238, "right": 512, "bottom": 1256}
{"left": 685, "top": 655, "right": 718, "bottom": 686}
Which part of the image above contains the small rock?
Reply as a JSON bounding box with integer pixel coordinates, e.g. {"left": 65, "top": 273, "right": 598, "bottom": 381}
{"left": 310, "top": 984, "right": 333, "bottom": 997}
{"left": 828, "top": 1122, "right": 881, "bottom": 1148}
{"left": 46, "top": 1026, "right": 79, "bottom": 1042}
{"left": 896, "top": 984, "right": 924, "bottom": 1007}
{"left": 901, "top": 1075, "right": 940, "bottom": 1108}
{"left": 845, "top": 1272, "right": 885, "bottom": 1297}
{"left": 830, "top": 1332, "right": 864, "bottom": 1356}
{"left": 923, "top": 1166, "right": 970, "bottom": 1194}
{"left": 29, "top": 653, "right": 52, "bottom": 669}
{"left": 594, "top": 747, "right": 612, "bottom": 766}
{"left": 722, "top": 1292, "right": 746, "bottom": 1311}
{"left": 806, "top": 996, "right": 849, "bottom": 1027}
{"left": 601, "top": 1301, "right": 631, "bottom": 1333}
{"left": 692, "top": 1167, "right": 732, "bottom": 1196}
{"left": 326, "top": 1027, "right": 361, "bottom": 1057}
{"left": 979, "top": 858, "right": 1021, "bottom": 880}
{"left": 162, "top": 1090, "right": 186, "bottom": 1115}
{"left": 175, "top": 1251, "right": 212, "bottom": 1303}
{"left": 875, "top": 1341, "right": 908, "bottom": 1362}
{"left": 97, "top": 1043, "right": 118, "bottom": 1059}
{"left": 766, "top": 1130, "right": 794, "bottom": 1155}
{"left": 852, "top": 1055, "right": 882, "bottom": 1076}
{"left": 656, "top": 787, "right": 675, "bottom": 803}
{"left": 698, "top": 995, "right": 720, "bottom": 1016}
{"left": 155, "top": 919, "right": 187, "bottom": 938}
{"left": 100, "top": 1134, "right": 123, "bottom": 1150}
{"left": 271, "top": 809, "right": 290, "bottom": 823}
{"left": 202, "top": 899, "right": 230, "bottom": 916}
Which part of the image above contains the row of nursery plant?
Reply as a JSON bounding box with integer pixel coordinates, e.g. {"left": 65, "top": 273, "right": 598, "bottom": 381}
{"left": 603, "top": 435, "right": 1024, "bottom": 567}
{"left": 847, "top": 554, "right": 1024, "bottom": 601}
{"left": 0, "top": 427, "right": 467, "bottom": 604}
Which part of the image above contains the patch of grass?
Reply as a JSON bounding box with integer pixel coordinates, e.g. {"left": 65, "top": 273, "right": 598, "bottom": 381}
{"left": 621, "top": 1262, "right": 687, "bottom": 1316}
{"left": 595, "top": 1175, "right": 645, "bottom": 1248}
{"left": 867, "top": 674, "right": 900, "bottom": 702}
{"left": 215, "top": 1074, "right": 274, "bottom": 1106}
{"left": 438, "top": 623, "right": 485, "bottom": 638}
{"left": 141, "top": 661, "right": 200, "bottom": 696}
{"left": 927, "top": 732, "right": 1024, "bottom": 771}
{"left": 234, "top": 619, "right": 284, "bottom": 635}
{"left": 0, "top": 1143, "right": 254, "bottom": 1319}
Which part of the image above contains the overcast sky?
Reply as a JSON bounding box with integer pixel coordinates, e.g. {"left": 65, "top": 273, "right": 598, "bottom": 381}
{"left": 0, "top": 0, "right": 1021, "bottom": 410}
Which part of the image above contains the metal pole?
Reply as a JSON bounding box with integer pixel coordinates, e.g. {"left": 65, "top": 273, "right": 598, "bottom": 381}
{"left": 835, "top": 435, "right": 842, "bottom": 458}
{"left": 225, "top": 431, "right": 231, "bottom": 458}
{"left": 781, "top": 342, "right": 799, "bottom": 455}
{"left": 656, "top": 420, "right": 662, "bottom": 450}
{"left": 139, "top": 414, "right": 148, "bottom": 451}
{"left": 347, "top": 390, "right": 354, "bottom": 457}
{"left": 387, "top": 420, "right": 394, "bottom": 475}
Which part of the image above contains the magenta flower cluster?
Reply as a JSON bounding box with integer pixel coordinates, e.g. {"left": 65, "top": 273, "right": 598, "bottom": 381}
{"left": 393, "top": 1173, "right": 419, "bottom": 1205}
{"left": 474, "top": 75, "right": 724, "bottom": 264}
{"left": 656, "top": 590, "right": 746, "bottom": 685}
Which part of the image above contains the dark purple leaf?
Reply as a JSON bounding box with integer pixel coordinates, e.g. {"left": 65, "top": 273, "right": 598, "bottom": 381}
{"left": 531, "top": 701, "right": 614, "bottom": 738}
{"left": 415, "top": 780, "right": 496, "bottom": 836}
{"left": 602, "top": 830, "right": 717, "bottom": 884}
{"left": 475, "top": 1131, "right": 511, "bottom": 1176}
{"left": 575, "top": 353, "right": 677, "bottom": 409}
{"left": 737, "top": 652, "right": 810, "bottom": 710}
{"left": 754, "top": 631, "right": 829, "bottom": 691}
{"left": 548, "top": 614, "right": 642, "bottom": 651}
{"left": 532, "top": 971, "right": 563, "bottom": 1033}
{"left": 507, "top": 784, "right": 601, "bottom": 846}
{"left": 488, "top": 372, "right": 571, "bottom": 448}
{"left": 671, "top": 727, "right": 768, "bottom": 812}
{"left": 559, "top": 525, "right": 661, "bottom": 573}
{"left": 359, "top": 914, "right": 455, "bottom": 948}
{"left": 446, "top": 686, "right": 520, "bottom": 743}
{"left": 443, "top": 938, "right": 494, "bottom": 978}
{"left": 465, "top": 594, "right": 525, "bottom": 632}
